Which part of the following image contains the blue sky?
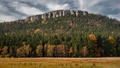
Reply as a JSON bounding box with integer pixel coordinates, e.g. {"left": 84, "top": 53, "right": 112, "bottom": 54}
{"left": 0, "top": 0, "right": 120, "bottom": 22}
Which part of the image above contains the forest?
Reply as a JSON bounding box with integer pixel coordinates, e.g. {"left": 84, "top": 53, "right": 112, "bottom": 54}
{"left": 0, "top": 10, "right": 120, "bottom": 58}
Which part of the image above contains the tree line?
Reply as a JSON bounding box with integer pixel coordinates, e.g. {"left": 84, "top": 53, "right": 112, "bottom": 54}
{"left": 0, "top": 33, "right": 120, "bottom": 58}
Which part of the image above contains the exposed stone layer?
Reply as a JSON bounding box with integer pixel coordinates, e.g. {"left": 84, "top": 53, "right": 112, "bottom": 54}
{"left": 10, "top": 10, "right": 88, "bottom": 23}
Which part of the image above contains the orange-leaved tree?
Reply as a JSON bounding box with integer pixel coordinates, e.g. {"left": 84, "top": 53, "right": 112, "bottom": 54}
{"left": 89, "top": 34, "right": 100, "bottom": 57}
{"left": 89, "top": 34, "right": 97, "bottom": 44}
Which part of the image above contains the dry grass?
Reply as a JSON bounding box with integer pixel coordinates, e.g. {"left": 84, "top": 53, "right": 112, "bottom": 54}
{"left": 0, "top": 58, "right": 120, "bottom": 68}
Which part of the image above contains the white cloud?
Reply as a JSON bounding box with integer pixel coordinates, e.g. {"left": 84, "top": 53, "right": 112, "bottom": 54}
{"left": 47, "top": 3, "right": 70, "bottom": 10}
{"left": 108, "top": 13, "right": 120, "bottom": 21}
{"left": 11, "top": 1, "right": 44, "bottom": 15}
{"left": 0, "top": 0, "right": 120, "bottom": 22}
{"left": 17, "top": 6, "right": 43, "bottom": 15}
{"left": 0, "top": 4, "right": 16, "bottom": 22}
{"left": 0, "top": 4, "right": 9, "bottom": 15}
{"left": 78, "top": 0, "right": 102, "bottom": 11}
{"left": 0, "top": 14, "right": 17, "bottom": 22}
{"left": 77, "top": 0, "right": 120, "bottom": 21}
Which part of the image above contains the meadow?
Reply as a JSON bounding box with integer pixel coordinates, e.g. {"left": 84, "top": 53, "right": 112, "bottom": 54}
{"left": 0, "top": 58, "right": 120, "bottom": 68}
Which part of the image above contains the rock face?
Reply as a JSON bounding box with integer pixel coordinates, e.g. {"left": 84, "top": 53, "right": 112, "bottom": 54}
{"left": 24, "top": 10, "right": 88, "bottom": 22}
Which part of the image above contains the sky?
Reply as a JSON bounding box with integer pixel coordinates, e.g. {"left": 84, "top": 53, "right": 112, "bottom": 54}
{"left": 0, "top": 0, "right": 120, "bottom": 22}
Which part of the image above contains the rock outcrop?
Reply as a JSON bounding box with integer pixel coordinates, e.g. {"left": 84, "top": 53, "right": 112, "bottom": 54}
{"left": 14, "top": 10, "right": 88, "bottom": 23}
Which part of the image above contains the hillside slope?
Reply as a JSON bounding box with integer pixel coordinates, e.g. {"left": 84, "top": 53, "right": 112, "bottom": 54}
{"left": 0, "top": 10, "right": 120, "bottom": 57}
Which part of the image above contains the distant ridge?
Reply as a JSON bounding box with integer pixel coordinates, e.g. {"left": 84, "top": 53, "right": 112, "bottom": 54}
{"left": 4, "top": 10, "right": 94, "bottom": 23}
{"left": 2, "top": 10, "right": 119, "bottom": 24}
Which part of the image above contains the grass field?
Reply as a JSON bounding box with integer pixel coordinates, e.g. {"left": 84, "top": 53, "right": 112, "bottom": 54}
{"left": 0, "top": 58, "right": 120, "bottom": 68}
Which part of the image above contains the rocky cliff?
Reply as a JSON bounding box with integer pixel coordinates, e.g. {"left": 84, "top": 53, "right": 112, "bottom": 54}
{"left": 24, "top": 10, "right": 88, "bottom": 22}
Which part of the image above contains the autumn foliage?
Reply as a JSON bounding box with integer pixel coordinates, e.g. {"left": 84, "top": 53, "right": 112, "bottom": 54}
{"left": 89, "top": 34, "right": 97, "bottom": 43}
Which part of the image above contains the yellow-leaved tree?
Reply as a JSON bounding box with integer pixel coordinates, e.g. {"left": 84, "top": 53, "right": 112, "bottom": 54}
{"left": 107, "top": 36, "right": 117, "bottom": 56}
{"left": 69, "top": 47, "right": 73, "bottom": 57}
{"left": 24, "top": 44, "right": 32, "bottom": 57}
{"left": 107, "top": 36, "right": 116, "bottom": 45}
{"left": 1, "top": 46, "right": 8, "bottom": 57}
{"left": 81, "top": 46, "right": 88, "bottom": 57}
{"left": 36, "top": 45, "right": 43, "bottom": 57}
{"left": 17, "top": 44, "right": 32, "bottom": 57}
{"left": 89, "top": 34, "right": 97, "bottom": 43}
{"left": 89, "top": 34, "right": 101, "bottom": 57}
